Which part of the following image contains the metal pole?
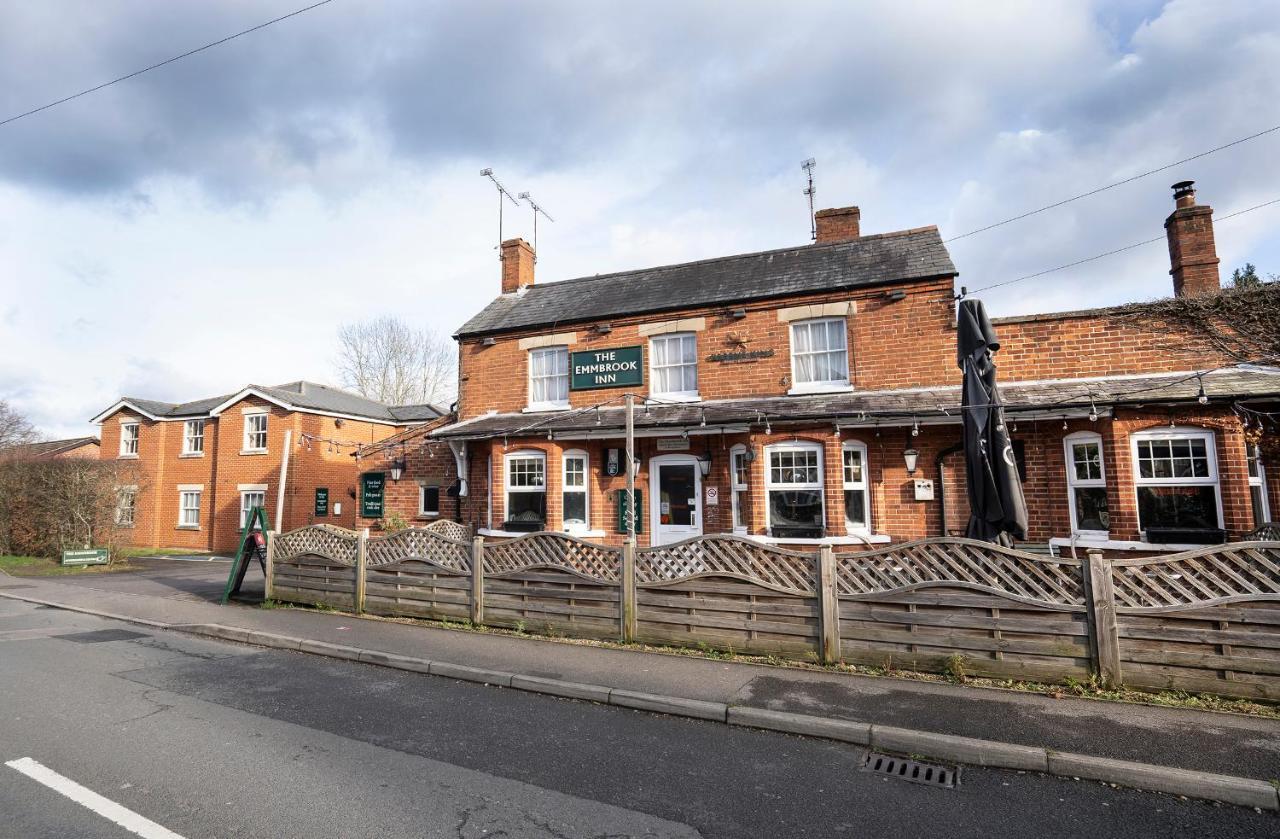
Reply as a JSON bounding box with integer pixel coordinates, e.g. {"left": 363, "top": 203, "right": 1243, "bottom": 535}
{"left": 625, "top": 393, "right": 636, "bottom": 539}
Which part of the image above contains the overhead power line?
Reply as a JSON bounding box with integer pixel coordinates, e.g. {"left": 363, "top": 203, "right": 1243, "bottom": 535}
{"left": 966, "top": 195, "right": 1280, "bottom": 295}
{"left": 944, "top": 123, "right": 1280, "bottom": 243}
{"left": 0, "top": 0, "right": 336, "bottom": 129}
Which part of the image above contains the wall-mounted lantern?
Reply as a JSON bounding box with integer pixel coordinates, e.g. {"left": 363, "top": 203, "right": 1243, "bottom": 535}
{"left": 903, "top": 448, "right": 919, "bottom": 476}
{"left": 697, "top": 447, "right": 713, "bottom": 477}
{"left": 390, "top": 458, "right": 406, "bottom": 481}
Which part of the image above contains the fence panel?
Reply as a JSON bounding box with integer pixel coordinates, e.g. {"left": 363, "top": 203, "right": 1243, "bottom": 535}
{"left": 481, "top": 533, "right": 622, "bottom": 639}
{"left": 1111, "top": 542, "right": 1280, "bottom": 700}
{"left": 364, "top": 527, "right": 473, "bottom": 621}
{"left": 271, "top": 524, "right": 360, "bottom": 610}
{"left": 636, "top": 536, "right": 821, "bottom": 656}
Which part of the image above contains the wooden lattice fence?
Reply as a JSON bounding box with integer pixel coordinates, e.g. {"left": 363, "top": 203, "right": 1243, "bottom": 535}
{"left": 264, "top": 525, "right": 1280, "bottom": 700}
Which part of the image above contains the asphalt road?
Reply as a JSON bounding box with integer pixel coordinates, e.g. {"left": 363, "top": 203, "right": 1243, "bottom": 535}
{"left": 0, "top": 597, "right": 1273, "bottom": 838}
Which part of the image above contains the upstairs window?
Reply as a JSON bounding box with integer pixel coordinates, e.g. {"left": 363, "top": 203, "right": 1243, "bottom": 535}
{"left": 1247, "top": 444, "right": 1271, "bottom": 527}
{"left": 505, "top": 451, "right": 547, "bottom": 531}
{"left": 790, "top": 318, "right": 849, "bottom": 391}
{"left": 183, "top": 420, "right": 205, "bottom": 455}
{"left": 243, "top": 412, "right": 268, "bottom": 452}
{"left": 119, "top": 422, "right": 139, "bottom": 457}
{"left": 1065, "top": 432, "right": 1109, "bottom": 535}
{"left": 842, "top": 442, "right": 870, "bottom": 535}
{"left": 1132, "top": 429, "right": 1221, "bottom": 533}
{"left": 562, "top": 449, "right": 590, "bottom": 532}
{"left": 765, "top": 443, "right": 824, "bottom": 539}
{"left": 649, "top": 333, "right": 698, "bottom": 399}
{"left": 529, "top": 347, "right": 569, "bottom": 410}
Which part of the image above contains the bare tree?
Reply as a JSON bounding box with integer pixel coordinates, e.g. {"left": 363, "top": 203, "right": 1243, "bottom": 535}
{"left": 0, "top": 400, "right": 40, "bottom": 452}
{"left": 335, "top": 316, "right": 457, "bottom": 407}
{"left": 1114, "top": 279, "right": 1280, "bottom": 367}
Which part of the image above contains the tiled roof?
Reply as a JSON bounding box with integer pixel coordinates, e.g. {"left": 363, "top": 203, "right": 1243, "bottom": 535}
{"left": 2, "top": 436, "right": 100, "bottom": 459}
{"left": 110, "top": 382, "right": 442, "bottom": 424}
{"left": 455, "top": 226, "right": 956, "bottom": 338}
{"left": 432, "top": 367, "right": 1280, "bottom": 439}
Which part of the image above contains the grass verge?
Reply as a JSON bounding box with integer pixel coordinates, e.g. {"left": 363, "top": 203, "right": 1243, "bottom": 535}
{"left": 254, "top": 599, "right": 1280, "bottom": 720}
{"left": 0, "top": 554, "right": 144, "bottom": 576}
{"left": 119, "top": 547, "right": 206, "bottom": 557}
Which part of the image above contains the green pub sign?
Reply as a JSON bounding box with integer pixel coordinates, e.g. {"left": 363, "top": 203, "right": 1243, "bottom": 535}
{"left": 314, "top": 487, "right": 329, "bottom": 517}
{"left": 61, "top": 548, "right": 109, "bottom": 566}
{"left": 360, "top": 473, "right": 385, "bottom": 518}
{"left": 615, "top": 489, "right": 643, "bottom": 534}
{"left": 571, "top": 346, "right": 643, "bottom": 391}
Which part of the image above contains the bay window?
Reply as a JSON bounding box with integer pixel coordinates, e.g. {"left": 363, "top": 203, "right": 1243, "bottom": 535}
{"left": 528, "top": 346, "right": 569, "bottom": 410}
{"left": 649, "top": 333, "right": 698, "bottom": 399}
{"left": 1131, "top": 428, "right": 1221, "bottom": 533}
{"left": 842, "top": 442, "right": 870, "bottom": 535}
{"left": 765, "top": 443, "right": 824, "bottom": 538}
{"left": 505, "top": 451, "right": 547, "bottom": 531}
{"left": 790, "top": 318, "right": 849, "bottom": 392}
{"left": 1248, "top": 444, "right": 1271, "bottom": 526}
{"left": 562, "top": 449, "right": 590, "bottom": 532}
{"left": 1064, "top": 432, "right": 1109, "bottom": 535}
{"left": 730, "top": 444, "right": 752, "bottom": 534}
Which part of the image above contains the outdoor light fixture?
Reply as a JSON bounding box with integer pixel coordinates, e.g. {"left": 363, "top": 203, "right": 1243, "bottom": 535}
{"left": 903, "top": 448, "right": 919, "bottom": 475}
{"left": 482, "top": 337, "right": 496, "bottom": 347}
{"left": 743, "top": 445, "right": 757, "bottom": 463}
{"left": 595, "top": 322, "right": 613, "bottom": 334}
{"left": 698, "top": 446, "right": 713, "bottom": 477}
{"left": 730, "top": 308, "right": 747, "bottom": 319}
{"left": 1197, "top": 377, "right": 1209, "bottom": 405}
{"left": 390, "top": 458, "right": 406, "bottom": 481}
{"left": 883, "top": 290, "right": 907, "bottom": 302}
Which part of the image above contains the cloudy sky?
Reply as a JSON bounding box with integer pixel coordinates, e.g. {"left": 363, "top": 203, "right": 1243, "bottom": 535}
{"left": 1, "top": 0, "right": 1278, "bottom": 438}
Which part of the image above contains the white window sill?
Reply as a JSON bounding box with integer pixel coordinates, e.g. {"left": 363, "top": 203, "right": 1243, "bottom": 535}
{"left": 1048, "top": 536, "right": 1209, "bottom": 552}
{"left": 648, "top": 393, "right": 701, "bottom": 404}
{"left": 118, "top": 454, "right": 139, "bottom": 460}
{"left": 787, "top": 384, "right": 853, "bottom": 396}
{"left": 564, "top": 529, "right": 606, "bottom": 538}
{"left": 239, "top": 449, "right": 268, "bottom": 456}
{"left": 417, "top": 513, "right": 440, "bottom": 519}
{"left": 478, "top": 528, "right": 539, "bottom": 538}
{"left": 179, "top": 452, "right": 204, "bottom": 458}
{"left": 523, "top": 405, "right": 570, "bottom": 414}
{"left": 176, "top": 525, "right": 201, "bottom": 531}
{"left": 748, "top": 534, "right": 891, "bottom": 546}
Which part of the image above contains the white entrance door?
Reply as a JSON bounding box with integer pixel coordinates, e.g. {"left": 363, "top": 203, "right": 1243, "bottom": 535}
{"left": 650, "top": 455, "right": 703, "bottom": 546}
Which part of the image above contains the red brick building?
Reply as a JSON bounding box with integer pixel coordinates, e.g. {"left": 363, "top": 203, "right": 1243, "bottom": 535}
{"left": 1, "top": 436, "right": 100, "bottom": 460}
{"left": 375, "top": 182, "right": 1278, "bottom": 552}
{"left": 91, "top": 382, "right": 440, "bottom": 552}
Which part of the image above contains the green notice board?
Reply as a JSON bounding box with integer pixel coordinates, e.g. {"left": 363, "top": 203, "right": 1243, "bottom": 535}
{"left": 571, "top": 346, "right": 643, "bottom": 390}
{"left": 61, "top": 548, "right": 109, "bottom": 566}
{"left": 360, "top": 472, "right": 385, "bottom": 518}
{"left": 615, "top": 489, "right": 643, "bottom": 534}
{"left": 314, "top": 487, "right": 329, "bottom": 517}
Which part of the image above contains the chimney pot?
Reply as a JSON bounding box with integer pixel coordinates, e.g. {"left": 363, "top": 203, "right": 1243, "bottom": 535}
{"left": 814, "top": 206, "right": 861, "bottom": 244}
{"left": 1171, "top": 180, "right": 1197, "bottom": 209}
{"left": 500, "top": 238, "right": 535, "bottom": 294}
{"left": 1164, "top": 181, "right": 1219, "bottom": 297}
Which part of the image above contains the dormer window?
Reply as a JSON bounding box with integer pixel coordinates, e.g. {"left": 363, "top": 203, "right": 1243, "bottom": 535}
{"left": 649, "top": 332, "right": 698, "bottom": 400}
{"left": 528, "top": 346, "right": 569, "bottom": 410}
{"left": 789, "top": 317, "right": 849, "bottom": 393}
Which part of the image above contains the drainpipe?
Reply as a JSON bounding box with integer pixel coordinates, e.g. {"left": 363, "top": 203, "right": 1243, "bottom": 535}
{"left": 936, "top": 442, "right": 963, "bottom": 537}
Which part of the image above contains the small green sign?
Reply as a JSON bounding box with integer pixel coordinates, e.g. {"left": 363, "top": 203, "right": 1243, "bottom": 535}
{"left": 615, "top": 489, "right": 643, "bottom": 534}
{"left": 360, "top": 473, "right": 385, "bottom": 518}
{"left": 314, "top": 487, "right": 329, "bottom": 517}
{"left": 571, "top": 346, "right": 643, "bottom": 391}
{"left": 61, "top": 548, "right": 108, "bottom": 566}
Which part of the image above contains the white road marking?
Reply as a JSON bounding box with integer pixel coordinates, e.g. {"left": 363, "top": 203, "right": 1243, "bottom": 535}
{"left": 5, "top": 757, "right": 186, "bottom": 839}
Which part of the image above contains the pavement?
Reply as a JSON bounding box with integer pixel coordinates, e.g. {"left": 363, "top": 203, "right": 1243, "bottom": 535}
{"left": 2, "top": 559, "right": 1279, "bottom": 809}
{"left": 2, "top": 595, "right": 1276, "bottom": 838}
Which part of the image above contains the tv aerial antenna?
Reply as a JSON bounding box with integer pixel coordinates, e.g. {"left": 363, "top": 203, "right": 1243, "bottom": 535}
{"left": 517, "top": 192, "right": 555, "bottom": 261}
{"left": 801, "top": 158, "right": 817, "bottom": 241}
{"left": 480, "top": 168, "right": 520, "bottom": 259}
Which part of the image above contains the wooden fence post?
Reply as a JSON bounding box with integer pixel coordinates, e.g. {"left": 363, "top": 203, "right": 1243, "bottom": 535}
{"left": 818, "top": 545, "right": 841, "bottom": 665}
{"left": 354, "top": 528, "right": 368, "bottom": 615}
{"left": 1085, "top": 548, "right": 1122, "bottom": 688}
{"left": 263, "top": 529, "right": 277, "bottom": 602}
{"left": 471, "top": 536, "right": 485, "bottom": 626}
{"left": 621, "top": 537, "right": 637, "bottom": 643}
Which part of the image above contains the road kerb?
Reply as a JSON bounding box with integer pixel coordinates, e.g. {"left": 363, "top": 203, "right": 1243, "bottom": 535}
{"left": 298, "top": 639, "right": 364, "bottom": 661}
{"left": 510, "top": 674, "right": 612, "bottom": 703}
{"left": 243, "top": 630, "right": 303, "bottom": 651}
{"left": 871, "top": 725, "right": 1048, "bottom": 772}
{"left": 1046, "top": 751, "right": 1280, "bottom": 811}
{"left": 609, "top": 689, "right": 727, "bottom": 721}
{"left": 429, "top": 661, "right": 513, "bottom": 687}
{"left": 184, "top": 623, "right": 252, "bottom": 644}
{"left": 357, "top": 650, "right": 433, "bottom": 673}
{"left": 728, "top": 706, "right": 871, "bottom": 744}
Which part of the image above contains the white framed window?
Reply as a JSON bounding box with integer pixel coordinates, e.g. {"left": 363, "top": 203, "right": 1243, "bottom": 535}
{"left": 183, "top": 419, "right": 205, "bottom": 455}
{"left": 114, "top": 487, "right": 137, "bottom": 527}
{"left": 1247, "top": 444, "right": 1271, "bottom": 527}
{"left": 562, "top": 449, "right": 590, "bottom": 532}
{"left": 649, "top": 333, "right": 698, "bottom": 399}
{"left": 730, "top": 444, "right": 753, "bottom": 534}
{"left": 790, "top": 318, "right": 849, "bottom": 392}
{"left": 119, "top": 422, "right": 139, "bottom": 457}
{"left": 240, "top": 491, "right": 265, "bottom": 529}
{"left": 243, "top": 412, "right": 268, "bottom": 452}
{"left": 179, "top": 490, "right": 202, "bottom": 528}
{"left": 419, "top": 484, "right": 440, "bottom": 517}
{"left": 1064, "top": 432, "right": 1110, "bottom": 535}
{"left": 505, "top": 450, "right": 547, "bottom": 531}
{"left": 528, "top": 346, "right": 569, "bottom": 410}
{"left": 764, "top": 442, "right": 825, "bottom": 538}
{"left": 841, "top": 441, "right": 870, "bottom": 535}
{"left": 1131, "top": 428, "right": 1222, "bottom": 534}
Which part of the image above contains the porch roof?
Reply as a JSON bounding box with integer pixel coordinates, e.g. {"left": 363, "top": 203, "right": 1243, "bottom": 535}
{"left": 431, "top": 365, "right": 1280, "bottom": 440}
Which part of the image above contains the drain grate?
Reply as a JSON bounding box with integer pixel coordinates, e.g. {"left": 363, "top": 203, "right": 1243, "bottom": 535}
{"left": 862, "top": 752, "right": 958, "bottom": 788}
{"left": 53, "top": 629, "right": 149, "bottom": 644}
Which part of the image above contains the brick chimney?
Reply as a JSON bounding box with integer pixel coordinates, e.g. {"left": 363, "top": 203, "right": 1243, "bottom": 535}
{"left": 500, "top": 238, "right": 535, "bottom": 294}
{"left": 814, "top": 206, "right": 861, "bottom": 244}
{"left": 1165, "top": 181, "right": 1220, "bottom": 297}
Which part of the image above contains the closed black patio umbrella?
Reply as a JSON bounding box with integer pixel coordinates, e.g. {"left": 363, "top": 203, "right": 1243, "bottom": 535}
{"left": 957, "top": 299, "right": 1029, "bottom": 546}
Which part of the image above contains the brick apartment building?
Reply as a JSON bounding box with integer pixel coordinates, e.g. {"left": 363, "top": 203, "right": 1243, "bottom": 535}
{"left": 359, "top": 181, "right": 1277, "bottom": 552}
{"left": 91, "top": 381, "right": 439, "bottom": 552}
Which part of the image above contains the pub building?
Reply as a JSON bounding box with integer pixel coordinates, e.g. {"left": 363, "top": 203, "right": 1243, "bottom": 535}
{"left": 364, "top": 184, "right": 1278, "bottom": 551}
